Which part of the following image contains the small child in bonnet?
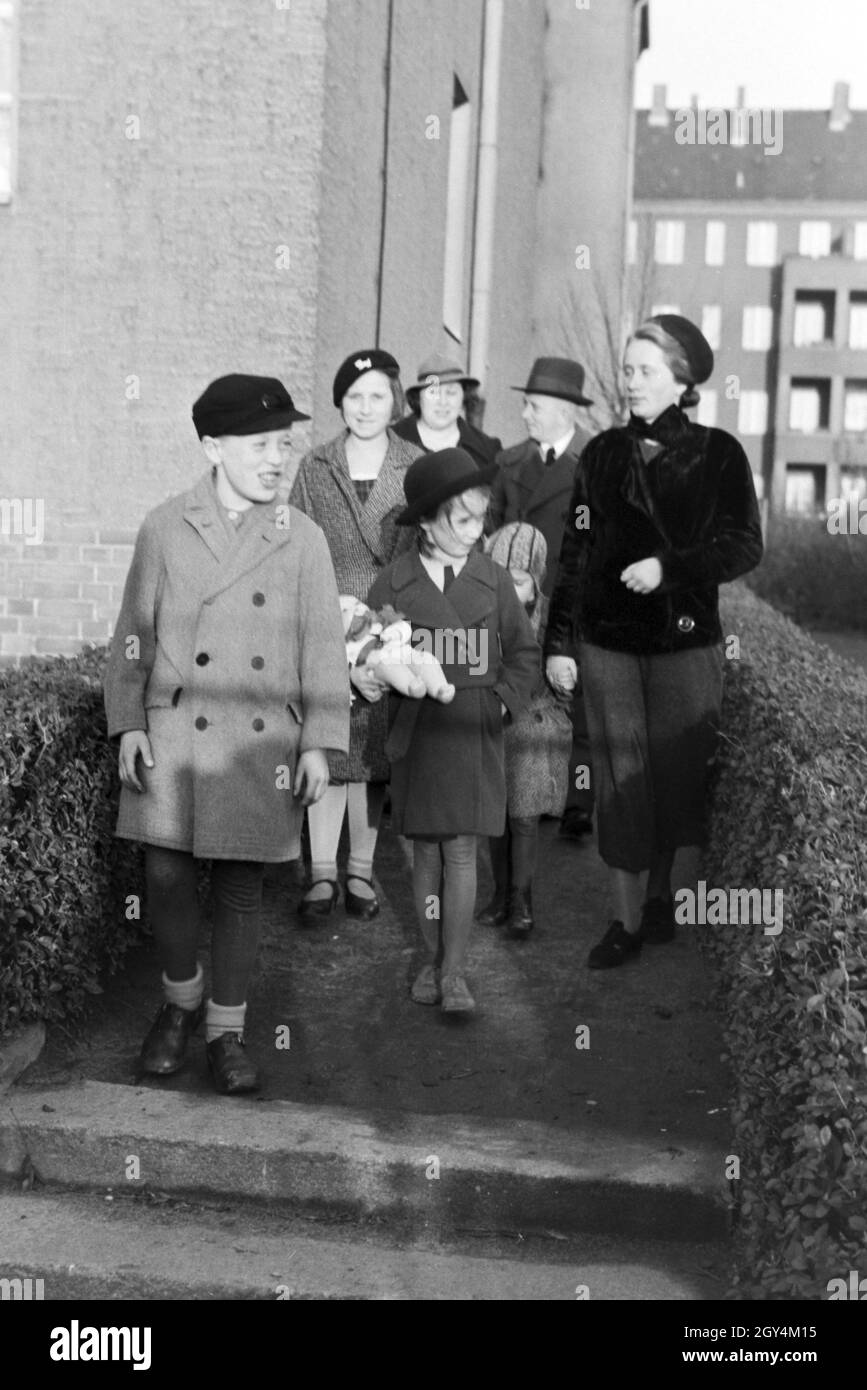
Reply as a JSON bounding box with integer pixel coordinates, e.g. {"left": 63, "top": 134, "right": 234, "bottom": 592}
{"left": 480, "top": 522, "right": 573, "bottom": 938}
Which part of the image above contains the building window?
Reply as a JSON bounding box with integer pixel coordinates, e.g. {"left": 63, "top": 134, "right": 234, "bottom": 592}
{"left": 701, "top": 306, "right": 721, "bottom": 350}
{"left": 798, "top": 221, "right": 832, "bottom": 258}
{"left": 738, "top": 391, "right": 768, "bottom": 435}
{"left": 785, "top": 465, "right": 826, "bottom": 514}
{"left": 793, "top": 291, "right": 835, "bottom": 346}
{"left": 0, "top": 2, "right": 15, "bottom": 204}
{"left": 789, "top": 378, "right": 831, "bottom": 433}
{"left": 742, "top": 306, "right": 773, "bottom": 351}
{"left": 746, "top": 221, "right": 777, "bottom": 266}
{"left": 843, "top": 380, "right": 867, "bottom": 433}
{"left": 705, "top": 221, "right": 726, "bottom": 266}
{"left": 849, "top": 292, "right": 867, "bottom": 349}
{"left": 853, "top": 223, "right": 867, "bottom": 260}
{"left": 840, "top": 467, "right": 867, "bottom": 501}
{"left": 654, "top": 220, "right": 684, "bottom": 265}
{"left": 627, "top": 218, "right": 638, "bottom": 266}
{"left": 696, "top": 389, "right": 717, "bottom": 427}
{"left": 442, "top": 76, "right": 472, "bottom": 343}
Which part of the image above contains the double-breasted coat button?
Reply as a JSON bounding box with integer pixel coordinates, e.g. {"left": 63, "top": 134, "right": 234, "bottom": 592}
{"left": 251, "top": 656, "right": 265, "bottom": 670}
{"left": 252, "top": 591, "right": 266, "bottom": 606}
{"left": 196, "top": 652, "right": 210, "bottom": 666}
{"left": 195, "top": 715, "right": 208, "bottom": 730}
{"left": 676, "top": 615, "right": 696, "bottom": 633}
{"left": 252, "top": 717, "right": 265, "bottom": 732}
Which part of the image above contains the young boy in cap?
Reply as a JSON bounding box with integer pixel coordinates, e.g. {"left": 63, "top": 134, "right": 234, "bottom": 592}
{"left": 105, "top": 374, "right": 350, "bottom": 1094}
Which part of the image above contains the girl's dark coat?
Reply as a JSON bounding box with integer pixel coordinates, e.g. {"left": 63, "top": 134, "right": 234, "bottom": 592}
{"left": 545, "top": 408, "right": 764, "bottom": 659}
{"left": 367, "top": 549, "right": 540, "bottom": 838}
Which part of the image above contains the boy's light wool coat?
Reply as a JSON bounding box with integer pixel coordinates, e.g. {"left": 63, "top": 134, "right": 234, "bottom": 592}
{"left": 104, "top": 472, "right": 350, "bottom": 862}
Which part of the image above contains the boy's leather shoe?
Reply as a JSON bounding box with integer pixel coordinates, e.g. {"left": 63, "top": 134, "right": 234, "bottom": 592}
{"left": 639, "top": 896, "right": 676, "bottom": 943}
{"left": 207, "top": 1032, "right": 262, "bottom": 1095}
{"left": 139, "top": 1001, "right": 204, "bottom": 1076}
{"left": 587, "top": 920, "right": 642, "bottom": 969}
{"left": 506, "top": 886, "right": 534, "bottom": 939}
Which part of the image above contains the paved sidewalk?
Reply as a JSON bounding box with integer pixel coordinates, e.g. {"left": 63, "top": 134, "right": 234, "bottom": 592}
{"left": 2, "top": 818, "right": 733, "bottom": 1266}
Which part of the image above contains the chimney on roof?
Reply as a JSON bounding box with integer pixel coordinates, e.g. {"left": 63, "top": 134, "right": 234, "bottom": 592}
{"left": 830, "top": 81, "right": 851, "bottom": 131}
{"left": 648, "top": 83, "right": 669, "bottom": 127}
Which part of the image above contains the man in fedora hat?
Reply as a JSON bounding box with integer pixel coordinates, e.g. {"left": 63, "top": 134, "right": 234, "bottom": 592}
{"left": 490, "top": 356, "right": 595, "bottom": 838}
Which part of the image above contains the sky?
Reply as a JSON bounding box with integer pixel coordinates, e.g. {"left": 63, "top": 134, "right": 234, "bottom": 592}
{"left": 635, "top": 0, "right": 867, "bottom": 109}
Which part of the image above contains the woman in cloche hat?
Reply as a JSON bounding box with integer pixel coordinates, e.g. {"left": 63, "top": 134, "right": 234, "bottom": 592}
{"left": 545, "top": 314, "right": 764, "bottom": 970}
{"left": 290, "top": 350, "right": 422, "bottom": 924}
{"left": 393, "top": 351, "right": 502, "bottom": 468}
{"left": 367, "top": 449, "right": 539, "bottom": 1014}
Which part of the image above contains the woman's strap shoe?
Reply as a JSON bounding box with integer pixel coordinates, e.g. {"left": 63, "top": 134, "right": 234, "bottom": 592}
{"left": 344, "top": 876, "right": 380, "bottom": 920}
{"left": 206, "top": 1032, "right": 261, "bottom": 1095}
{"left": 297, "top": 878, "right": 340, "bottom": 921}
{"left": 138, "top": 1001, "right": 204, "bottom": 1076}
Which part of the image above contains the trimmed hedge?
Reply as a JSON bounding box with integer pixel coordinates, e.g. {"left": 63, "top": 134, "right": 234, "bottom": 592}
{"left": 0, "top": 647, "right": 144, "bottom": 1036}
{"left": 708, "top": 584, "right": 867, "bottom": 1299}
{"left": 745, "top": 512, "right": 867, "bottom": 633}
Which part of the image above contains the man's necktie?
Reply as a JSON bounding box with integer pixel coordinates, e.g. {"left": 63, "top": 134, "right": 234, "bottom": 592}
{"left": 544, "top": 447, "right": 557, "bottom": 468}
{"left": 442, "top": 565, "right": 456, "bottom": 592}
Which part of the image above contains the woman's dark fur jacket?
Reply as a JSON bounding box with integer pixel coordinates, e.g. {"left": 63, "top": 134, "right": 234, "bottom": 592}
{"left": 544, "top": 405, "right": 764, "bottom": 658}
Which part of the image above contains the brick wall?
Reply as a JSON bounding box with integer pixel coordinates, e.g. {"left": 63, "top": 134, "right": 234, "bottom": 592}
{"left": 0, "top": 517, "right": 133, "bottom": 666}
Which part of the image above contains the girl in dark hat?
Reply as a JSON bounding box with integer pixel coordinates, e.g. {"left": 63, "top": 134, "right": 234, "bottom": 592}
{"left": 545, "top": 315, "right": 763, "bottom": 969}
{"left": 367, "top": 449, "right": 539, "bottom": 1013}
{"left": 393, "top": 351, "right": 502, "bottom": 468}
{"left": 290, "top": 350, "right": 422, "bottom": 922}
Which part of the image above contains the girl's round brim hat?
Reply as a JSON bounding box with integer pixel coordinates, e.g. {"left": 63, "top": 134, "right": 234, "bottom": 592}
{"left": 396, "top": 447, "right": 498, "bottom": 526}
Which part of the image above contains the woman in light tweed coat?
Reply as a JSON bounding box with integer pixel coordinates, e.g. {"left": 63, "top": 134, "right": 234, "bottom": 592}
{"left": 289, "top": 349, "right": 422, "bottom": 920}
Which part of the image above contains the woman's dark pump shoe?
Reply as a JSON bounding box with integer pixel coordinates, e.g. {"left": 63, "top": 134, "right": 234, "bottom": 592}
{"left": 207, "top": 1032, "right": 261, "bottom": 1095}
{"left": 344, "top": 876, "right": 380, "bottom": 919}
{"left": 587, "top": 920, "right": 642, "bottom": 969}
{"left": 138, "top": 1001, "right": 204, "bottom": 1076}
{"left": 297, "top": 878, "right": 339, "bottom": 921}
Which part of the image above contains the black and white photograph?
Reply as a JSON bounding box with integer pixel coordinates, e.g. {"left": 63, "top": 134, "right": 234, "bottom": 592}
{"left": 0, "top": 0, "right": 865, "bottom": 1350}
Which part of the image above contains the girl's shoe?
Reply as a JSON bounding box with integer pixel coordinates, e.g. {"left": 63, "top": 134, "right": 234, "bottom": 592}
{"left": 410, "top": 964, "right": 441, "bottom": 1005}
{"left": 506, "top": 886, "right": 534, "bottom": 940}
{"left": 476, "top": 889, "right": 509, "bottom": 926}
{"left": 298, "top": 878, "right": 339, "bottom": 922}
{"left": 440, "top": 972, "right": 476, "bottom": 1013}
{"left": 344, "top": 876, "right": 380, "bottom": 920}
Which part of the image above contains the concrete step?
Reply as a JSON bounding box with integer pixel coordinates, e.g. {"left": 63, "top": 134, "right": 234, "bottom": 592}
{"left": 0, "top": 1078, "right": 729, "bottom": 1243}
{"left": 0, "top": 1188, "right": 728, "bottom": 1301}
